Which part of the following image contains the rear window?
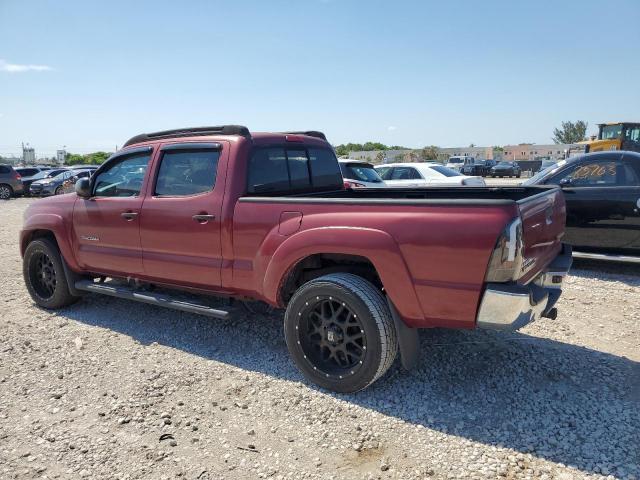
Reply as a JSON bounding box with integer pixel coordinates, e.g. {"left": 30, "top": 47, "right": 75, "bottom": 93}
{"left": 247, "top": 147, "right": 342, "bottom": 194}
{"left": 430, "top": 165, "right": 461, "bottom": 177}
{"left": 339, "top": 163, "right": 383, "bottom": 183}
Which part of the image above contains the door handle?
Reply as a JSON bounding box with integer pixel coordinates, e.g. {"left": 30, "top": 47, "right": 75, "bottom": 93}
{"left": 192, "top": 214, "right": 215, "bottom": 223}
{"left": 121, "top": 211, "right": 139, "bottom": 221}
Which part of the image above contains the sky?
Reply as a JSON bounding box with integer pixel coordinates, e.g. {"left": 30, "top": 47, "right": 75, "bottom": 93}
{"left": 1, "top": 0, "right": 639, "bottom": 157}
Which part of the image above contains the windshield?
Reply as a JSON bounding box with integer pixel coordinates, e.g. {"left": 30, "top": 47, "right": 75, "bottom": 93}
{"left": 447, "top": 158, "right": 463, "bottom": 164}
{"left": 523, "top": 160, "right": 567, "bottom": 185}
{"left": 340, "top": 163, "right": 383, "bottom": 183}
{"left": 497, "top": 161, "right": 511, "bottom": 166}
{"left": 601, "top": 124, "right": 623, "bottom": 140}
{"left": 429, "top": 165, "right": 462, "bottom": 177}
{"left": 31, "top": 169, "right": 68, "bottom": 180}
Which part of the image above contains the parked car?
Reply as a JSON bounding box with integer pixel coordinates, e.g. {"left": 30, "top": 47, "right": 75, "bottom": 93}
{"left": 15, "top": 167, "right": 49, "bottom": 196}
{"left": 375, "top": 162, "right": 486, "bottom": 187}
{"left": 30, "top": 169, "right": 91, "bottom": 196}
{"left": 0, "top": 164, "right": 24, "bottom": 199}
{"left": 524, "top": 151, "right": 640, "bottom": 262}
{"left": 338, "top": 160, "right": 386, "bottom": 188}
{"left": 490, "top": 161, "right": 521, "bottom": 178}
{"left": 445, "top": 156, "right": 467, "bottom": 171}
{"left": 461, "top": 159, "right": 497, "bottom": 176}
{"left": 20, "top": 125, "right": 570, "bottom": 393}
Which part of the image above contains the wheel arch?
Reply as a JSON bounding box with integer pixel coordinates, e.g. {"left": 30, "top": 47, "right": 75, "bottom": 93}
{"left": 261, "top": 226, "right": 425, "bottom": 324}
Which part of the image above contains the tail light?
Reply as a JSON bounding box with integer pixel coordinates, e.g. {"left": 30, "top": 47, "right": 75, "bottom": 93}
{"left": 485, "top": 218, "right": 524, "bottom": 282}
{"left": 14, "top": 171, "right": 21, "bottom": 180}
{"left": 344, "top": 180, "right": 366, "bottom": 189}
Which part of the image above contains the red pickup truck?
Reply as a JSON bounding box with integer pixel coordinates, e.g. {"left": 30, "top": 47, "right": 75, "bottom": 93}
{"left": 21, "top": 126, "right": 572, "bottom": 392}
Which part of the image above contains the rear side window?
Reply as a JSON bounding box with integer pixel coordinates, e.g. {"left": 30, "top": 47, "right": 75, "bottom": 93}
{"left": 247, "top": 147, "right": 341, "bottom": 194}
{"left": 391, "top": 167, "right": 421, "bottom": 180}
{"left": 0, "top": 166, "right": 10, "bottom": 174}
{"left": 155, "top": 149, "right": 220, "bottom": 196}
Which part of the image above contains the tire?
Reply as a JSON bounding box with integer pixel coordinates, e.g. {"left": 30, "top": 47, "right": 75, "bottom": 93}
{"left": 284, "top": 273, "right": 397, "bottom": 393}
{"left": 23, "top": 238, "right": 80, "bottom": 309}
{"left": 516, "top": 173, "right": 521, "bottom": 178}
{"left": 55, "top": 186, "right": 63, "bottom": 195}
{"left": 0, "top": 184, "right": 12, "bottom": 200}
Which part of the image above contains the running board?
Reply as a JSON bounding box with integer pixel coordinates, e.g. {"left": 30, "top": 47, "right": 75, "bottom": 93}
{"left": 572, "top": 251, "right": 640, "bottom": 264}
{"left": 74, "top": 280, "right": 230, "bottom": 319}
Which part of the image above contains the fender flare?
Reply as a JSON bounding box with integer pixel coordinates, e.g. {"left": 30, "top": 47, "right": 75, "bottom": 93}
{"left": 21, "top": 213, "right": 79, "bottom": 271}
{"left": 260, "top": 226, "right": 424, "bottom": 324}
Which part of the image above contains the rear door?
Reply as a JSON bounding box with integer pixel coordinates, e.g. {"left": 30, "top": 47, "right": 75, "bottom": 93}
{"left": 139, "top": 142, "right": 227, "bottom": 288}
{"left": 73, "top": 147, "right": 153, "bottom": 274}
{"left": 546, "top": 153, "right": 640, "bottom": 250}
{"left": 382, "top": 166, "right": 425, "bottom": 187}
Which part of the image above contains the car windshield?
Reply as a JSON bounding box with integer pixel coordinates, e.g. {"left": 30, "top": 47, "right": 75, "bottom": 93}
{"left": 51, "top": 171, "right": 74, "bottom": 181}
{"left": 31, "top": 169, "right": 68, "bottom": 180}
{"left": 448, "top": 158, "right": 463, "bottom": 164}
{"left": 497, "top": 162, "right": 511, "bottom": 166}
{"left": 429, "top": 165, "right": 462, "bottom": 177}
{"left": 340, "top": 163, "right": 383, "bottom": 183}
{"left": 523, "top": 160, "right": 567, "bottom": 185}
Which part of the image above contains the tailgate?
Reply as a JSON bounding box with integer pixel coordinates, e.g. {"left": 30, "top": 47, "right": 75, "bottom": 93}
{"left": 517, "top": 187, "right": 566, "bottom": 284}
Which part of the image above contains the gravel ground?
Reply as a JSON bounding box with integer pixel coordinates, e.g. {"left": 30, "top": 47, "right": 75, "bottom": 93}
{"left": 1, "top": 197, "right": 639, "bottom": 480}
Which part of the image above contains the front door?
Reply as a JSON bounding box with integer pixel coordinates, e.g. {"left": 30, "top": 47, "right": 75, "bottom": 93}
{"left": 72, "top": 147, "right": 153, "bottom": 275}
{"left": 139, "top": 142, "right": 226, "bottom": 288}
{"left": 548, "top": 154, "right": 640, "bottom": 251}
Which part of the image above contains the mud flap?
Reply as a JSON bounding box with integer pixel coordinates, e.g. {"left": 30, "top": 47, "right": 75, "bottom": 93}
{"left": 387, "top": 298, "right": 419, "bottom": 370}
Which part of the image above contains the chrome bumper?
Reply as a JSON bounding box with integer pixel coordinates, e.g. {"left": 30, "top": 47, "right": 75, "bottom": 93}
{"left": 477, "top": 244, "right": 572, "bottom": 331}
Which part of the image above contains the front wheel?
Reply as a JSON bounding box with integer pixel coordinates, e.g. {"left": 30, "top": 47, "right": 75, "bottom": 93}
{"left": 55, "top": 186, "right": 64, "bottom": 195}
{"left": 284, "top": 273, "right": 397, "bottom": 393}
{"left": 23, "top": 238, "right": 80, "bottom": 309}
{"left": 0, "top": 184, "right": 13, "bottom": 200}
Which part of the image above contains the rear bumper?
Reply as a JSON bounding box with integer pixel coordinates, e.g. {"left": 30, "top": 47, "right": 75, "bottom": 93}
{"left": 477, "top": 244, "right": 572, "bottom": 331}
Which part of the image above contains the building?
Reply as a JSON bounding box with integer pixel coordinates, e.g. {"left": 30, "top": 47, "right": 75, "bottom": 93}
{"left": 435, "top": 146, "right": 495, "bottom": 163}
{"left": 22, "top": 146, "right": 36, "bottom": 164}
{"left": 503, "top": 143, "right": 577, "bottom": 162}
{"left": 56, "top": 149, "right": 67, "bottom": 165}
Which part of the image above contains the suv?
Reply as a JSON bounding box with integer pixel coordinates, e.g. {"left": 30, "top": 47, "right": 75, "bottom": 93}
{"left": 0, "top": 164, "right": 24, "bottom": 199}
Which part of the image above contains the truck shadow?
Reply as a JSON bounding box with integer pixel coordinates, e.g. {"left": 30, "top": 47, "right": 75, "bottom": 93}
{"left": 60, "top": 296, "right": 639, "bottom": 478}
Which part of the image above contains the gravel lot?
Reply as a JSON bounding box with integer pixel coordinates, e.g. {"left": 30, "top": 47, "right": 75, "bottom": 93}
{"left": 1, "top": 197, "right": 639, "bottom": 480}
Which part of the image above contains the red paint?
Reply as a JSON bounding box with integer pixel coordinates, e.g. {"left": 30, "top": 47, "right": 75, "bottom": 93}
{"left": 20, "top": 131, "right": 566, "bottom": 330}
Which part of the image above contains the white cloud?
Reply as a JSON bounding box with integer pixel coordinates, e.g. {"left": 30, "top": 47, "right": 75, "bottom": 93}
{"left": 0, "top": 59, "right": 52, "bottom": 73}
{"left": 387, "top": 126, "right": 397, "bottom": 131}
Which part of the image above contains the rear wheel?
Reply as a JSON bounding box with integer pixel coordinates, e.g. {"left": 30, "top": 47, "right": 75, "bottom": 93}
{"left": 0, "top": 184, "right": 12, "bottom": 200}
{"left": 23, "top": 238, "right": 80, "bottom": 309}
{"left": 284, "top": 273, "right": 397, "bottom": 393}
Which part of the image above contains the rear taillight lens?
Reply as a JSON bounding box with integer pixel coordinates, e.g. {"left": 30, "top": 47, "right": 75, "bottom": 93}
{"left": 485, "top": 218, "right": 524, "bottom": 282}
{"left": 344, "top": 180, "right": 366, "bottom": 189}
{"left": 14, "top": 172, "right": 21, "bottom": 179}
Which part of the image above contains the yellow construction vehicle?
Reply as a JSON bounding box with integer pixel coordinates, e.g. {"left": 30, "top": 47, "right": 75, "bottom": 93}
{"left": 569, "top": 122, "right": 640, "bottom": 156}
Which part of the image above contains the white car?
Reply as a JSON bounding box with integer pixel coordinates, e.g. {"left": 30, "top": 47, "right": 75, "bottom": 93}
{"left": 374, "top": 162, "right": 486, "bottom": 187}
{"left": 445, "top": 156, "right": 468, "bottom": 171}
{"left": 338, "top": 160, "right": 386, "bottom": 188}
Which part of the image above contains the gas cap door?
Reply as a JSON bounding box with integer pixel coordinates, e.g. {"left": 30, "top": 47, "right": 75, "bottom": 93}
{"left": 278, "top": 211, "right": 303, "bottom": 236}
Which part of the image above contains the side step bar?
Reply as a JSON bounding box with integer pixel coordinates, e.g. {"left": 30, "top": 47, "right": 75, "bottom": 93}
{"left": 74, "top": 280, "right": 230, "bottom": 319}
{"left": 572, "top": 251, "right": 640, "bottom": 264}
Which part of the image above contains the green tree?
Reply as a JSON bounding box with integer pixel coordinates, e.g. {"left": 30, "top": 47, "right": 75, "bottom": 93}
{"left": 552, "top": 120, "right": 588, "bottom": 144}
{"left": 420, "top": 146, "right": 439, "bottom": 161}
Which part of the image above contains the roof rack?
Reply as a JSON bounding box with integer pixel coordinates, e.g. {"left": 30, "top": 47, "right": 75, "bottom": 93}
{"left": 123, "top": 125, "right": 251, "bottom": 147}
{"left": 281, "top": 131, "right": 327, "bottom": 141}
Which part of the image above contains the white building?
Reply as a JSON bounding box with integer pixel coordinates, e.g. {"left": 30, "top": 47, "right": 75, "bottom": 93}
{"left": 56, "top": 150, "right": 67, "bottom": 165}
{"left": 22, "top": 147, "right": 36, "bottom": 164}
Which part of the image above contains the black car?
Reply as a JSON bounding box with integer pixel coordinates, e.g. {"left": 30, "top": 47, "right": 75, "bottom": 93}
{"left": 490, "top": 161, "right": 521, "bottom": 178}
{"left": 524, "top": 151, "right": 640, "bottom": 262}
{"left": 15, "top": 167, "right": 47, "bottom": 195}
{"left": 462, "top": 159, "right": 496, "bottom": 176}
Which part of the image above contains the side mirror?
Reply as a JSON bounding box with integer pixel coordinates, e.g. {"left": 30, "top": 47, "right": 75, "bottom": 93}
{"left": 559, "top": 178, "right": 572, "bottom": 187}
{"left": 75, "top": 178, "right": 91, "bottom": 198}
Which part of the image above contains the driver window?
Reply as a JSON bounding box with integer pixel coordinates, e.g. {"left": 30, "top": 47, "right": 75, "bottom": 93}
{"left": 155, "top": 149, "right": 219, "bottom": 196}
{"left": 392, "top": 167, "right": 420, "bottom": 180}
{"left": 93, "top": 153, "right": 151, "bottom": 197}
